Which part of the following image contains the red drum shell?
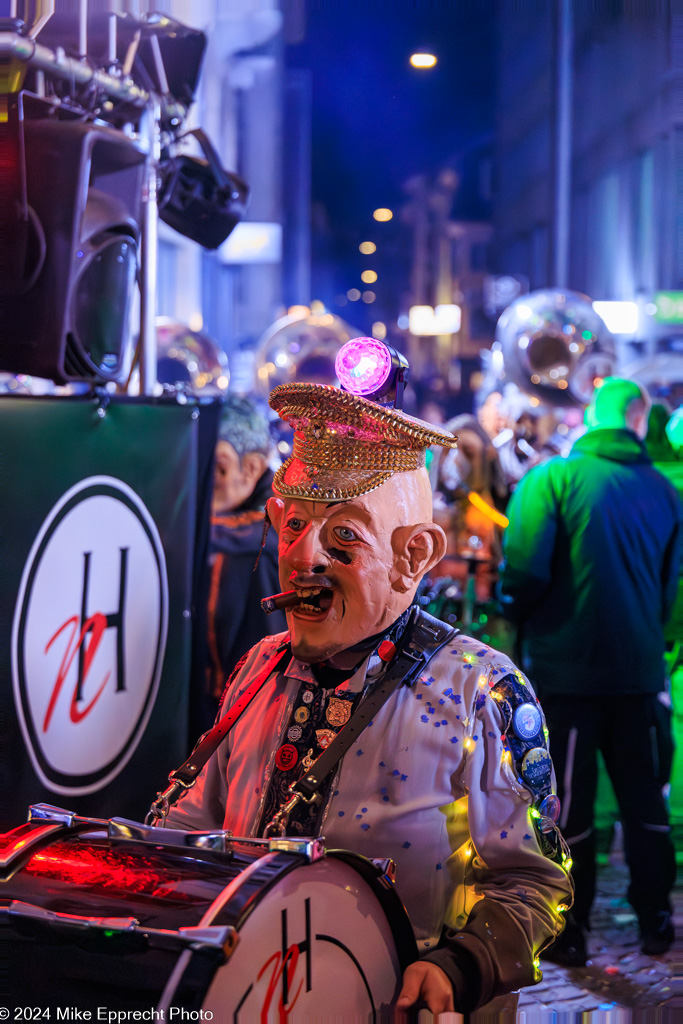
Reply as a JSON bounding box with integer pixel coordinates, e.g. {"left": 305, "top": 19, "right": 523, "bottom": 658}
{"left": 1, "top": 820, "right": 416, "bottom": 1018}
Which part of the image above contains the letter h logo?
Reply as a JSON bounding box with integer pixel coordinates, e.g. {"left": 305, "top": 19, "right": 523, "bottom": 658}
{"left": 77, "top": 548, "right": 128, "bottom": 698}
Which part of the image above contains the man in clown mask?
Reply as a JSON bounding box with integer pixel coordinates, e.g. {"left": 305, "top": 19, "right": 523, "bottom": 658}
{"left": 164, "top": 370, "right": 573, "bottom": 1015}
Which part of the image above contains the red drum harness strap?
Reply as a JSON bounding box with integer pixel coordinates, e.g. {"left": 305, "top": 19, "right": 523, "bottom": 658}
{"left": 146, "top": 641, "right": 292, "bottom": 825}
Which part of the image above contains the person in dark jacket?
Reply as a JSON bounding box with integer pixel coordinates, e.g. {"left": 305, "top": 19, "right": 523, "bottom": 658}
{"left": 500, "top": 377, "right": 680, "bottom": 964}
{"left": 206, "top": 396, "right": 286, "bottom": 712}
{"left": 646, "top": 403, "right": 683, "bottom": 655}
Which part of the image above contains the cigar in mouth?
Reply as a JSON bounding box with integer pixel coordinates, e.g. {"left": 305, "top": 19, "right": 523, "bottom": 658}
{"left": 261, "top": 590, "right": 303, "bottom": 614}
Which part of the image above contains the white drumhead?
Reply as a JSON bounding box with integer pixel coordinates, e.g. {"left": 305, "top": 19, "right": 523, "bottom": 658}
{"left": 202, "top": 855, "right": 405, "bottom": 1019}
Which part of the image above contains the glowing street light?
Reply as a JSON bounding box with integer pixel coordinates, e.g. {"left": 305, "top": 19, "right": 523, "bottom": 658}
{"left": 287, "top": 305, "right": 310, "bottom": 319}
{"left": 408, "top": 304, "right": 461, "bottom": 336}
{"left": 373, "top": 208, "right": 393, "bottom": 222}
{"left": 359, "top": 241, "right": 376, "bottom": 254}
{"left": 410, "top": 52, "right": 437, "bottom": 69}
{"left": 361, "top": 270, "right": 378, "bottom": 284}
{"left": 592, "top": 300, "right": 638, "bottom": 334}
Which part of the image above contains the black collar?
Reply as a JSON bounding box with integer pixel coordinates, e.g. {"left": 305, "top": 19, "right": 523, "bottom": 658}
{"left": 311, "top": 607, "right": 412, "bottom": 687}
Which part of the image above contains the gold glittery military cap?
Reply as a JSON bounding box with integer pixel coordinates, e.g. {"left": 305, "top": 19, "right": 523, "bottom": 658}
{"left": 269, "top": 382, "right": 458, "bottom": 500}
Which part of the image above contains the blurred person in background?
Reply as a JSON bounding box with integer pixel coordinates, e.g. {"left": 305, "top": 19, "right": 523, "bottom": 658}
{"left": 646, "top": 400, "right": 683, "bottom": 693}
{"left": 476, "top": 388, "right": 507, "bottom": 444}
{"left": 205, "top": 396, "right": 286, "bottom": 722}
{"left": 500, "top": 378, "right": 680, "bottom": 965}
{"left": 431, "top": 412, "right": 508, "bottom": 604}
{"left": 493, "top": 386, "right": 560, "bottom": 492}
{"left": 646, "top": 401, "right": 683, "bottom": 490}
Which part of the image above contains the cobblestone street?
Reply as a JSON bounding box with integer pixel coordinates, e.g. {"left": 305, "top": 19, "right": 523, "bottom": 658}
{"left": 414, "top": 854, "right": 681, "bottom": 1022}
{"left": 514, "top": 855, "right": 681, "bottom": 1020}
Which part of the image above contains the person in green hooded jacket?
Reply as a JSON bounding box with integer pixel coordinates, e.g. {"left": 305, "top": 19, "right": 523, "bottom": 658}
{"left": 500, "top": 377, "right": 680, "bottom": 965}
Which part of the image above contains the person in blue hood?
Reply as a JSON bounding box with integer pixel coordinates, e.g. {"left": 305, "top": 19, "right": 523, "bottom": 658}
{"left": 500, "top": 377, "right": 680, "bottom": 965}
{"left": 206, "top": 396, "right": 286, "bottom": 712}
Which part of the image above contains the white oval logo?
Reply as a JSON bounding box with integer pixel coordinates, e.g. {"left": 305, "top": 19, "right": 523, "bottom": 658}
{"left": 12, "top": 476, "right": 168, "bottom": 795}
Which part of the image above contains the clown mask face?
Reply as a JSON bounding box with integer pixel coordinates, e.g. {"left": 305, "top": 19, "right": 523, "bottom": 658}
{"left": 267, "top": 469, "right": 445, "bottom": 663}
{"left": 212, "top": 440, "right": 268, "bottom": 514}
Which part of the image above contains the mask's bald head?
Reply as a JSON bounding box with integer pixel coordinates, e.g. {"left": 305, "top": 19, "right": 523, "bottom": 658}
{"left": 266, "top": 467, "right": 446, "bottom": 661}
{"left": 375, "top": 466, "right": 435, "bottom": 529}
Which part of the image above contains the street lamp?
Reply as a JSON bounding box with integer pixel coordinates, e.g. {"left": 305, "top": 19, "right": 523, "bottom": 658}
{"left": 409, "top": 304, "right": 461, "bottom": 336}
{"left": 410, "top": 52, "right": 437, "bottom": 69}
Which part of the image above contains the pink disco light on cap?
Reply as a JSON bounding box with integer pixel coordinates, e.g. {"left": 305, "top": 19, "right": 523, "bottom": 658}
{"left": 335, "top": 337, "right": 410, "bottom": 410}
{"left": 335, "top": 337, "right": 392, "bottom": 396}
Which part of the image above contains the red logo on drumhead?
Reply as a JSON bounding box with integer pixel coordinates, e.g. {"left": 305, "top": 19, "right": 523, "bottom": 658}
{"left": 275, "top": 744, "right": 299, "bottom": 771}
{"left": 12, "top": 477, "right": 168, "bottom": 796}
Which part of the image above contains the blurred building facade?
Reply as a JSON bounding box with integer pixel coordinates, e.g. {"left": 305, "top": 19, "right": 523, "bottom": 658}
{"left": 146, "top": 0, "right": 310, "bottom": 389}
{"left": 33, "top": 3, "right": 682, "bottom": 404}
{"left": 398, "top": 150, "right": 496, "bottom": 412}
{"left": 492, "top": 5, "right": 683, "bottom": 403}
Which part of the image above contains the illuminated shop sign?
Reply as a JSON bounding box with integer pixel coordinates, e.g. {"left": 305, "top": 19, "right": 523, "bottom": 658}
{"left": 653, "top": 292, "right": 683, "bottom": 324}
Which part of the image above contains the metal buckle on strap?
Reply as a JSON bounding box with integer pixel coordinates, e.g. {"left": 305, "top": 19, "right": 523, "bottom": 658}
{"left": 400, "top": 644, "right": 423, "bottom": 665}
{"left": 145, "top": 775, "right": 196, "bottom": 826}
{"left": 263, "top": 783, "right": 321, "bottom": 838}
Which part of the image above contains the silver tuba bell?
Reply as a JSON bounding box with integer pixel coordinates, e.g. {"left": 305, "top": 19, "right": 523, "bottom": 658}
{"left": 155, "top": 318, "right": 230, "bottom": 394}
{"left": 254, "top": 310, "right": 363, "bottom": 394}
{"left": 495, "top": 289, "right": 617, "bottom": 407}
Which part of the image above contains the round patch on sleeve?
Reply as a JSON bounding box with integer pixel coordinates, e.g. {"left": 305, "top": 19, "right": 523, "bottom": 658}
{"left": 521, "top": 747, "right": 552, "bottom": 787}
{"left": 537, "top": 793, "right": 561, "bottom": 826}
{"left": 512, "top": 702, "right": 542, "bottom": 740}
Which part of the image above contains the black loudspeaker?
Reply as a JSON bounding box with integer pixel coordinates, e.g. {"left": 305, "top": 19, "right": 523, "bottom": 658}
{"left": 0, "top": 94, "right": 146, "bottom": 384}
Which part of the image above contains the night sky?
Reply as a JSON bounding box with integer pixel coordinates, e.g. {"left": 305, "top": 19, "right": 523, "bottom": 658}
{"left": 287, "top": 5, "right": 496, "bottom": 319}
{"left": 289, "top": 6, "right": 495, "bottom": 221}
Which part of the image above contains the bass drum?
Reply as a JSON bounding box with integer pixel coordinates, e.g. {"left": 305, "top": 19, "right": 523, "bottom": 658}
{"left": 1, "top": 805, "right": 417, "bottom": 1019}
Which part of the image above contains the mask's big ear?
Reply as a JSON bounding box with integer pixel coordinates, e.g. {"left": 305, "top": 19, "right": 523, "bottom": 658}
{"left": 392, "top": 522, "right": 447, "bottom": 591}
{"left": 266, "top": 497, "right": 284, "bottom": 533}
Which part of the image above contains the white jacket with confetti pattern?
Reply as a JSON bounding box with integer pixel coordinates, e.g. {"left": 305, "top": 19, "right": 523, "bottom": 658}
{"left": 165, "top": 630, "right": 572, "bottom": 1007}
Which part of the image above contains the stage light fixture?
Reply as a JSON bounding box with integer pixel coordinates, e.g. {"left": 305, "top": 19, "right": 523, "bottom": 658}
{"left": 158, "top": 129, "right": 249, "bottom": 250}
{"left": 335, "top": 337, "right": 410, "bottom": 410}
{"left": 36, "top": 11, "right": 207, "bottom": 129}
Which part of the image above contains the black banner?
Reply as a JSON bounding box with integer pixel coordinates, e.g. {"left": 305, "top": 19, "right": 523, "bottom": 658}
{"left": 0, "top": 394, "right": 216, "bottom": 828}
